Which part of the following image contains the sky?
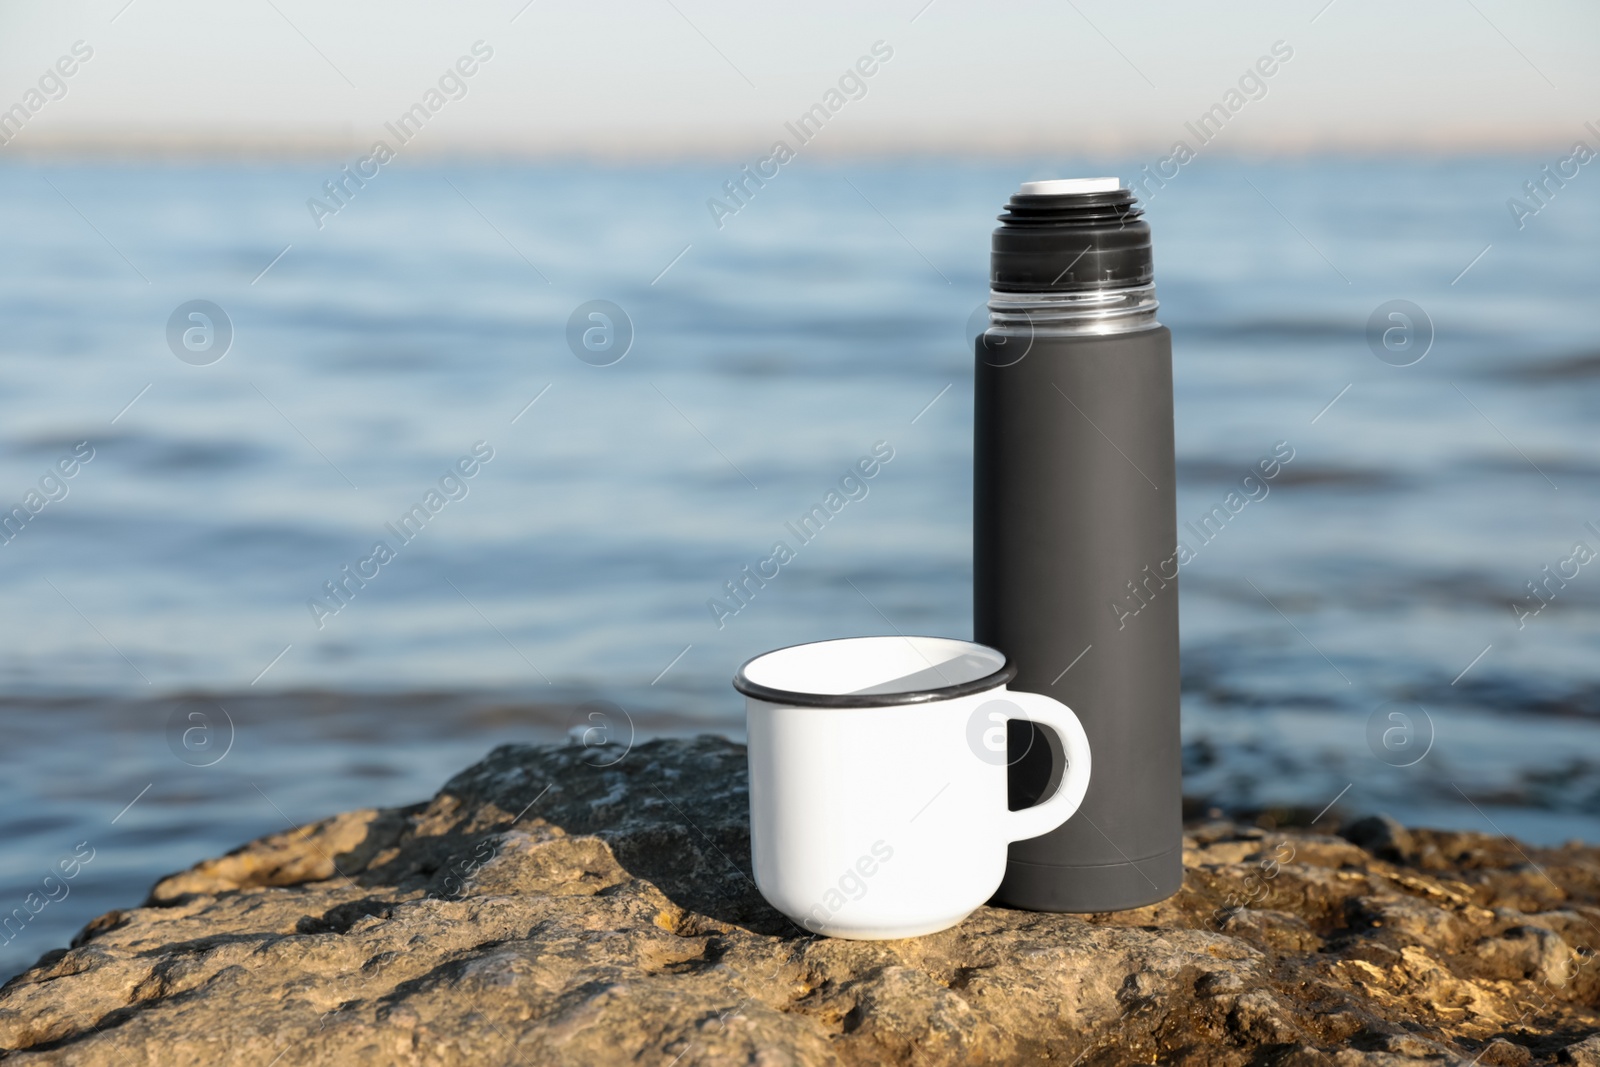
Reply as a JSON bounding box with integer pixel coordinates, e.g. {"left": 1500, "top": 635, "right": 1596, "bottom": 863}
{"left": 0, "top": 0, "right": 1597, "bottom": 157}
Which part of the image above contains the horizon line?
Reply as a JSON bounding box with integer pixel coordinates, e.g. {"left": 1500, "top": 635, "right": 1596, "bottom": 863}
{"left": 0, "top": 127, "right": 1579, "bottom": 164}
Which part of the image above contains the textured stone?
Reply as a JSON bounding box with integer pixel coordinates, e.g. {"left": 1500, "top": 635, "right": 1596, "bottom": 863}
{"left": 1475, "top": 925, "right": 1575, "bottom": 985}
{"left": 1561, "top": 1034, "right": 1600, "bottom": 1065}
{"left": 3, "top": 737, "right": 1600, "bottom": 1065}
{"left": 1342, "top": 814, "right": 1415, "bottom": 864}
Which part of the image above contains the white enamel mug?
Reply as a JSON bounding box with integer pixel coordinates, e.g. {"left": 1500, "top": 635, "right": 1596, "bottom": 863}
{"left": 735, "top": 635, "right": 1091, "bottom": 940}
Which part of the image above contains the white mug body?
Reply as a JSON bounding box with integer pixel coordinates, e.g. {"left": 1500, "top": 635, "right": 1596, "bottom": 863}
{"left": 737, "top": 636, "right": 1091, "bottom": 940}
{"left": 747, "top": 692, "right": 1008, "bottom": 938}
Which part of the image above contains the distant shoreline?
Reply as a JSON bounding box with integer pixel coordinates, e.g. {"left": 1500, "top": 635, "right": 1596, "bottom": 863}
{"left": 0, "top": 129, "right": 1569, "bottom": 164}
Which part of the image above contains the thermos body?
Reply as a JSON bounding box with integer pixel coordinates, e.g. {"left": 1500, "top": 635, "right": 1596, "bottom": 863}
{"left": 975, "top": 328, "right": 1182, "bottom": 912}
{"left": 974, "top": 178, "right": 1183, "bottom": 912}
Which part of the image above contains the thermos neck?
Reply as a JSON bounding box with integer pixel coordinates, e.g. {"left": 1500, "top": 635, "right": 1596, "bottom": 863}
{"left": 988, "top": 178, "right": 1159, "bottom": 335}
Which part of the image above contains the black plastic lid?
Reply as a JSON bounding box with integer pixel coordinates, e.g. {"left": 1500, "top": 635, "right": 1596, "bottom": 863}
{"left": 991, "top": 184, "right": 1152, "bottom": 293}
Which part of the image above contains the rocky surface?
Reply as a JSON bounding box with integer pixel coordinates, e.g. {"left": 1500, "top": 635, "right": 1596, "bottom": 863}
{"left": 4, "top": 737, "right": 1600, "bottom": 1065}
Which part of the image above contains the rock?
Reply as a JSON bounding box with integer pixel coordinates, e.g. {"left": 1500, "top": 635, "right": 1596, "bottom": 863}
{"left": 1278, "top": 1046, "right": 1338, "bottom": 1067}
{"left": 1346, "top": 894, "right": 1461, "bottom": 950}
{"left": 1342, "top": 814, "right": 1415, "bottom": 864}
{"left": 1476, "top": 1037, "right": 1535, "bottom": 1066}
{"left": 1375, "top": 1030, "right": 1456, "bottom": 1059}
{"left": 4, "top": 736, "right": 1600, "bottom": 1065}
{"left": 1561, "top": 1034, "right": 1600, "bottom": 1065}
{"left": 1474, "top": 925, "right": 1575, "bottom": 985}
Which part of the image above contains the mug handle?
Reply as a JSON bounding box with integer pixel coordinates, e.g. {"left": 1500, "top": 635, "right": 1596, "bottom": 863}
{"left": 999, "top": 690, "right": 1092, "bottom": 843}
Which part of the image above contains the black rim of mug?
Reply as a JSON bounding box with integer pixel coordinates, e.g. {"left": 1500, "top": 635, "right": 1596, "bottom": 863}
{"left": 732, "top": 636, "right": 1017, "bottom": 708}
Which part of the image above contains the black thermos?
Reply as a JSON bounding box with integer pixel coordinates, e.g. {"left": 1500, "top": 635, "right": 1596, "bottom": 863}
{"left": 975, "top": 177, "right": 1182, "bottom": 912}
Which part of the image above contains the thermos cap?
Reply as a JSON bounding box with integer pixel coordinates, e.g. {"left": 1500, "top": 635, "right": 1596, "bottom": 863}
{"left": 991, "top": 177, "right": 1153, "bottom": 293}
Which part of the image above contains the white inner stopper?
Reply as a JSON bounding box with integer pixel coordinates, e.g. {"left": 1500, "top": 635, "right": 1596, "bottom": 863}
{"left": 1018, "top": 177, "right": 1122, "bottom": 196}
